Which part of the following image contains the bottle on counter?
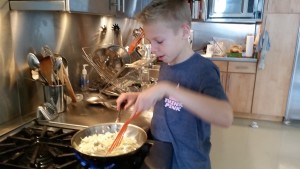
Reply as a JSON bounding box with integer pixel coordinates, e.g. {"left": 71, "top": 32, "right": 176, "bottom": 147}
{"left": 80, "top": 64, "right": 89, "bottom": 92}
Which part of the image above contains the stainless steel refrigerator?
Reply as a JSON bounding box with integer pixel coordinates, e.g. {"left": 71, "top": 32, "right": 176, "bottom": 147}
{"left": 285, "top": 26, "right": 300, "bottom": 123}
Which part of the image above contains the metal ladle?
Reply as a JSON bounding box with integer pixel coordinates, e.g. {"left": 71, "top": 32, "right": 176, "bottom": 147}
{"left": 27, "top": 53, "right": 49, "bottom": 85}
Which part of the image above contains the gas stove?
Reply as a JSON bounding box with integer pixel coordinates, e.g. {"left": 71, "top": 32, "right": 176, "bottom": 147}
{"left": 0, "top": 120, "right": 172, "bottom": 169}
{"left": 0, "top": 120, "right": 80, "bottom": 169}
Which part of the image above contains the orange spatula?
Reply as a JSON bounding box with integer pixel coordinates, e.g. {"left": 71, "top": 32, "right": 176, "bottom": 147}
{"left": 106, "top": 111, "right": 142, "bottom": 154}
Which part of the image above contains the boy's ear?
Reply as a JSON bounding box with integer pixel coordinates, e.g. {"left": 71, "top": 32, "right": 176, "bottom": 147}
{"left": 181, "top": 23, "right": 191, "bottom": 39}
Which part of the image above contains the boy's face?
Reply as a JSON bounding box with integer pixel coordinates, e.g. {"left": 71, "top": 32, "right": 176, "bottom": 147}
{"left": 143, "top": 21, "right": 191, "bottom": 65}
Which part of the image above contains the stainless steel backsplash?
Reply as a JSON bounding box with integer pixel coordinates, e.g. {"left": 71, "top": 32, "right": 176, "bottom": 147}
{"left": 0, "top": 1, "right": 20, "bottom": 124}
{"left": 0, "top": 9, "right": 256, "bottom": 125}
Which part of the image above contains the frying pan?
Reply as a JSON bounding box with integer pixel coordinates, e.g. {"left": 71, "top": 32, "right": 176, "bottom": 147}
{"left": 71, "top": 123, "right": 147, "bottom": 164}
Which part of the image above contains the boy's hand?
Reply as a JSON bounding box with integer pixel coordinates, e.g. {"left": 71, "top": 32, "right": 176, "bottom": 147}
{"left": 116, "top": 92, "right": 139, "bottom": 111}
{"left": 133, "top": 82, "right": 169, "bottom": 113}
{"left": 116, "top": 82, "right": 171, "bottom": 117}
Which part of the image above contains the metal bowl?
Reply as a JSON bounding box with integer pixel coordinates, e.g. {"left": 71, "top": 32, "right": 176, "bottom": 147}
{"left": 92, "top": 45, "right": 131, "bottom": 76}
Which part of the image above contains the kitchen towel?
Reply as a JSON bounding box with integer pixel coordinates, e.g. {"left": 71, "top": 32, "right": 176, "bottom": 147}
{"left": 258, "top": 31, "right": 270, "bottom": 69}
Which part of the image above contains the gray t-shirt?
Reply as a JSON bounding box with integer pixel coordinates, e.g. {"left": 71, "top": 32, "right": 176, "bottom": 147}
{"left": 151, "top": 53, "right": 228, "bottom": 169}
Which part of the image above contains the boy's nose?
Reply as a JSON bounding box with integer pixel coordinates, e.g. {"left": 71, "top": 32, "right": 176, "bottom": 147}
{"left": 150, "top": 44, "right": 157, "bottom": 53}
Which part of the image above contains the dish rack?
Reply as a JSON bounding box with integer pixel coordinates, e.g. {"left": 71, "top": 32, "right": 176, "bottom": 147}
{"left": 82, "top": 45, "right": 155, "bottom": 96}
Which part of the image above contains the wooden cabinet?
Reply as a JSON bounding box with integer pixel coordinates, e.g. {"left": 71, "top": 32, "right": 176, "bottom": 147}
{"left": 211, "top": 1, "right": 300, "bottom": 121}
{"left": 251, "top": 14, "right": 300, "bottom": 120}
{"left": 226, "top": 62, "right": 256, "bottom": 114}
{"left": 210, "top": 1, "right": 300, "bottom": 121}
{"left": 250, "top": 0, "right": 300, "bottom": 121}
{"left": 213, "top": 60, "right": 256, "bottom": 114}
{"left": 226, "top": 73, "right": 256, "bottom": 114}
{"left": 213, "top": 61, "right": 228, "bottom": 89}
{"left": 264, "top": 0, "right": 300, "bottom": 14}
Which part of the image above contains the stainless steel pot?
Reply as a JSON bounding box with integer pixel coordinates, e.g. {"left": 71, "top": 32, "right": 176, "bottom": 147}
{"left": 71, "top": 123, "right": 147, "bottom": 164}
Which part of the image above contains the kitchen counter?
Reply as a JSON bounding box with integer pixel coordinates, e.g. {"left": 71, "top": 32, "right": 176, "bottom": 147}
{"left": 198, "top": 52, "right": 258, "bottom": 62}
{"left": 209, "top": 56, "right": 257, "bottom": 62}
{"left": 0, "top": 95, "right": 153, "bottom": 137}
{"left": 45, "top": 98, "right": 153, "bottom": 131}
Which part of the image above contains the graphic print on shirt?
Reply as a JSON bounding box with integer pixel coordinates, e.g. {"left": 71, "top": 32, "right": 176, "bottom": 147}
{"left": 164, "top": 96, "right": 183, "bottom": 111}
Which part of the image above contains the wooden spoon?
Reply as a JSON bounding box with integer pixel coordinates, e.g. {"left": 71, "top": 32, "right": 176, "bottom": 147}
{"left": 61, "top": 64, "right": 77, "bottom": 102}
{"left": 39, "top": 56, "right": 53, "bottom": 85}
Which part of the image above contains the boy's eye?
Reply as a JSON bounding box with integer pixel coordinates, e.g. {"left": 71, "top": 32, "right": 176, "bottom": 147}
{"left": 157, "top": 40, "right": 163, "bottom": 44}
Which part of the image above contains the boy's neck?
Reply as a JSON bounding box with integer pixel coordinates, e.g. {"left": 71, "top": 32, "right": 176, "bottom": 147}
{"left": 168, "top": 47, "right": 194, "bottom": 66}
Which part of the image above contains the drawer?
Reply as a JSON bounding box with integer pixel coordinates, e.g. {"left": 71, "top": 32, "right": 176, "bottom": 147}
{"left": 213, "top": 61, "right": 228, "bottom": 72}
{"left": 228, "top": 62, "right": 257, "bottom": 73}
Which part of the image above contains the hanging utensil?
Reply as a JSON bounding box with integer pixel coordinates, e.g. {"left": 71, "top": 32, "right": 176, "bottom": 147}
{"left": 112, "top": 23, "right": 123, "bottom": 46}
{"left": 128, "top": 28, "right": 144, "bottom": 55}
{"left": 99, "top": 25, "right": 107, "bottom": 46}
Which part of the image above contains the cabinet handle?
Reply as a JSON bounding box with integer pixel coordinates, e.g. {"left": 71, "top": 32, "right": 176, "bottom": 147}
{"left": 235, "top": 66, "right": 248, "bottom": 70}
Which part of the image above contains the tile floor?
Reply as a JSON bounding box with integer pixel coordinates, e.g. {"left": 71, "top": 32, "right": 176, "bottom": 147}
{"left": 210, "top": 118, "right": 300, "bottom": 169}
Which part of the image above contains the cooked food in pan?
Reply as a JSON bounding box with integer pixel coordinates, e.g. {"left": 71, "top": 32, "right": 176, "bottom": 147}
{"left": 77, "top": 132, "right": 140, "bottom": 156}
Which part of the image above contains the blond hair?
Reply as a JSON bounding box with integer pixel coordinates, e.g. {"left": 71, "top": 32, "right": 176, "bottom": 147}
{"left": 136, "top": 0, "right": 192, "bottom": 32}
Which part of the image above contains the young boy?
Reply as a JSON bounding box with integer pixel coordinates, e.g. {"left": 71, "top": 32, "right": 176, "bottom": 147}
{"left": 116, "top": 0, "right": 233, "bottom": 168}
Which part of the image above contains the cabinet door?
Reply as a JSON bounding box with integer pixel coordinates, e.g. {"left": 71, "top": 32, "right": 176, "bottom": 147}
{"left": 226, "top": 73, "right": 255, "bottom": 114}
{"left": 252, "top": 14, "right": 300, "bottom": 117}
{"left": 220, "top": 72, "right": 227, "bottom": 91}
{"left": 69, "top": 0, "right": 116, "bottom": 15}
{"left": 212, "top": 61, "right": 228, "bottom": 91}
{"left": 117, "top": 0, "right": 151, "bottom": 18}
{"left": 265, "top": 0, "right": 300, "bottom": 14}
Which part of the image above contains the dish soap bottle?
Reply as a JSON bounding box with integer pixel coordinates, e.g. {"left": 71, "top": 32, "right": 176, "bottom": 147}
{"left": 80, "top": 64, "right": 89, "bottom": 92}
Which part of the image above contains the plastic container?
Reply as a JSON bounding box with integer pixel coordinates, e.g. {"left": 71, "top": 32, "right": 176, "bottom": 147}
{"left": 80, "top": 64, "right": 89, "bottom": 92}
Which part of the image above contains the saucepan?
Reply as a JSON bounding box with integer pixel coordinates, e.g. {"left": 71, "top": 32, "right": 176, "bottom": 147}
{"left": 71, "top": 123, "right": 147, "bottom": 164}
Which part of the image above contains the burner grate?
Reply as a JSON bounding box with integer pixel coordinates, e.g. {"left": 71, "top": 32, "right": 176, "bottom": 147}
{"left": 0, "top": 121, "right": 80, "bottom": 169}
{"left": 0, "top": 120, "right": 154, "bottom": 169}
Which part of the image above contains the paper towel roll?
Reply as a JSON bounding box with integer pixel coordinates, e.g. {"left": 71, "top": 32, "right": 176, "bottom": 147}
{"left": 245, "top": 35, "right": 254, "bottom": 57}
